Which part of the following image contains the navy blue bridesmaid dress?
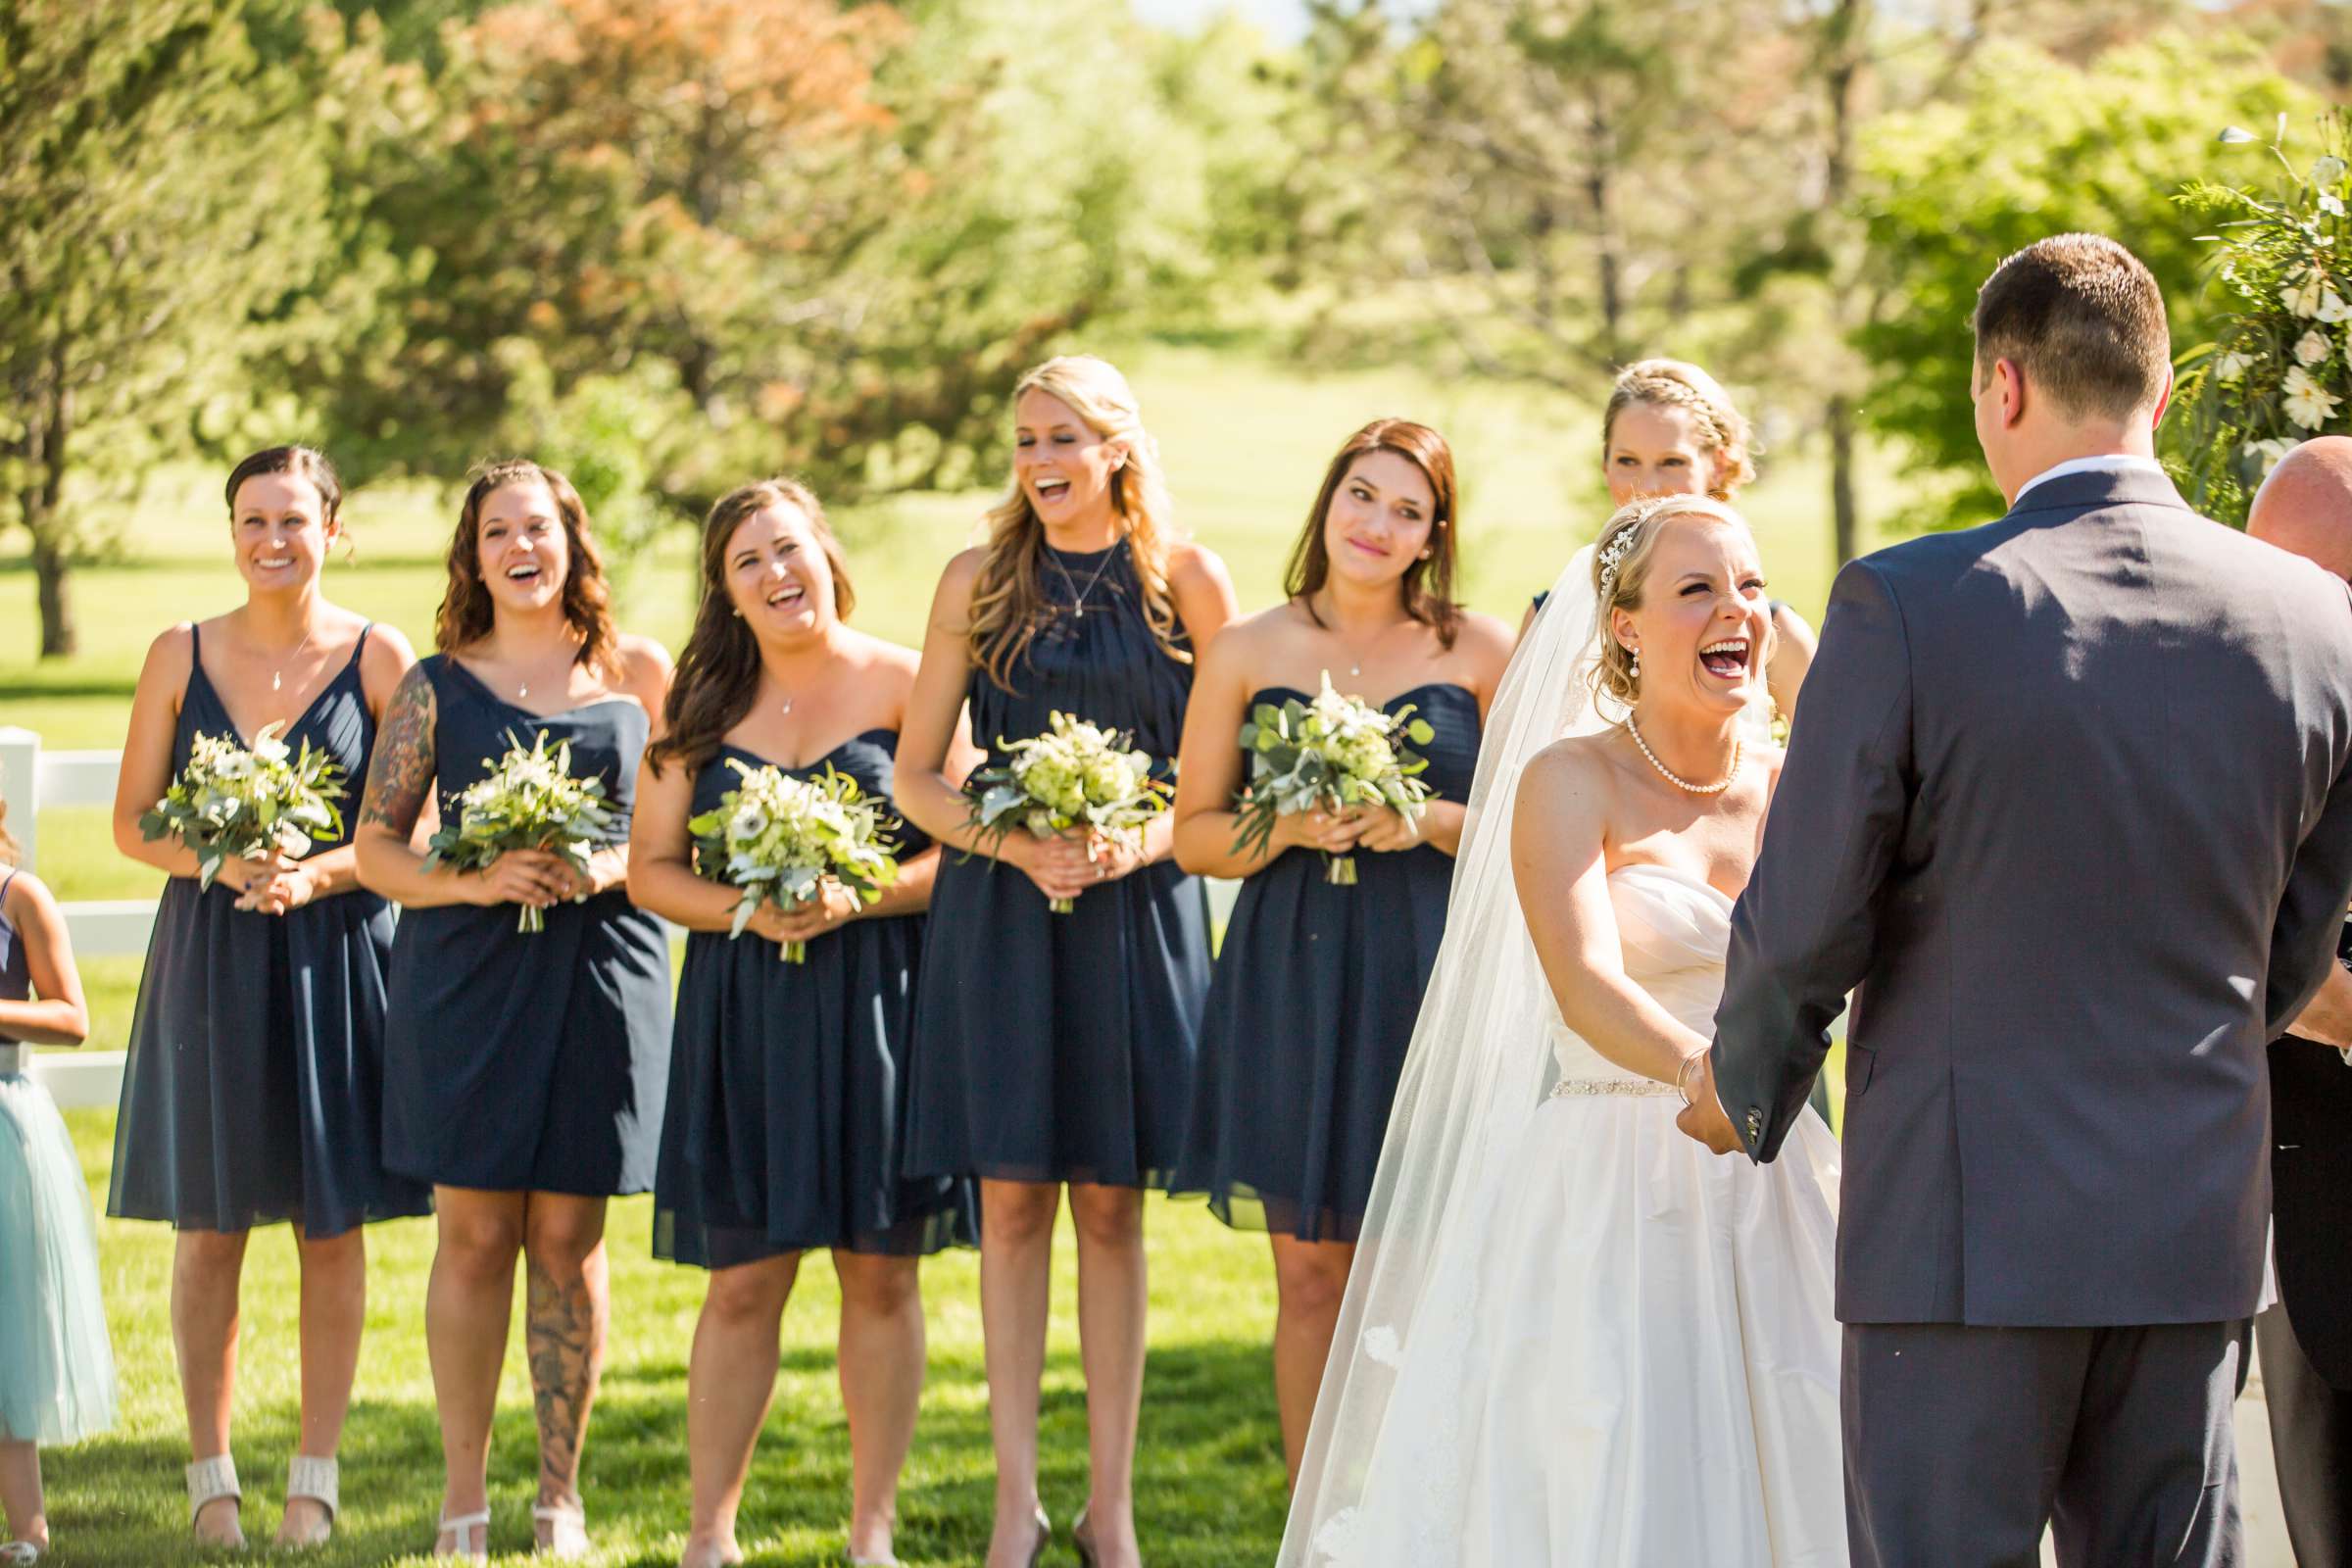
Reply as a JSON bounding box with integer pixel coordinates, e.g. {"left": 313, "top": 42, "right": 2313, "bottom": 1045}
{"left": 906, "top": 538, "right": 1212, "bottom": 1189}
{"left": 110, "top": 624, "right": 432, "bottom": 1235}
{"left": 380, "top": 656, "right": 671, "bottom": 1196}
{"left": 1176, "top": 682, "right": 1482, "bottom": 1242}
{"left": 653, "top": 733, "right": 977, "bottom": 1265}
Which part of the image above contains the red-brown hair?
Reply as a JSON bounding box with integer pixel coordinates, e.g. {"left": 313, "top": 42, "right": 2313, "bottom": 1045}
{"left": 1286, "top": 418, "right": 1462, "bottom": 648}
{"left": 434, "top": 459, "right": 619, "bottom": 676}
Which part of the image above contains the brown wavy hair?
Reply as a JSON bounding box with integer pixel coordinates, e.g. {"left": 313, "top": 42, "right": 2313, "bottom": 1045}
{"left": 1286, "top": 418, "right": 1462, "bottom": 649}
{"left": 649, "top": 478, "right": 857, "bottom": 777}
{"left": 434, "top": 459, "right": 618, "bottom": 676}
{"left": 966, "top": 356, "right": 1187, "bottom": 692}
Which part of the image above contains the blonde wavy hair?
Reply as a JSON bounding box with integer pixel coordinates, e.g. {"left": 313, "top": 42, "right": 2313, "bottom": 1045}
{"left": 1590, "top": 494, "right": 1758, "bottom": 709}
{"left": 967, "top": 356, "right": 1187, "bottom": 691}
{"left": 1602, "top": 359, "right": 1758, "bottom": 498}
{"left": 0, "top": 794, "right": 18, "bottom": 867}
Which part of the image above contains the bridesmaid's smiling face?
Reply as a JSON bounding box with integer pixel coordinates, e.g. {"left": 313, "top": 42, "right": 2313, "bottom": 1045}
{"left": 230, "top": 471, "right": 338, "bottom": 596}
{"left": 723, "top": 503, "right": 836, "bottom": 645}
{"left": 1604, "top": 402, "right": 1725, "bottom": 507}
{"left": 1612, "top": 515, "right": 1770, "bottom": 719}
{"left": 1014, "top": 388, "right": 1127, "bottom": 531}
{"left": 476, "top": 478, "right": 569, "bottom": 615}
{"left": 1320, "top": 450, "right": 1435, "bottom": 593}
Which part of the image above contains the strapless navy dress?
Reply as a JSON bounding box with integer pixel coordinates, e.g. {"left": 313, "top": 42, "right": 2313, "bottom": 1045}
{"left": 653, "top": 734, "right": 976, "bottom": 1264}
{"left": 380, "top": 656, "right": 671, "bottom": 1196}
{"left": 111, "top": 624, "right": 430, "bottom": 1236}
{"left": 1175, "top": 682, "right": 1482, "bottom": 1242}
{"left": 905, "top": 539, "right": 1212, "bottom": 1189}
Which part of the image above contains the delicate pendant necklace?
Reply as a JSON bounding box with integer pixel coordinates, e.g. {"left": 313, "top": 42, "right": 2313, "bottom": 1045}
{"left": 1046, "top": 541, "right": 1118, "bottom": 620}
{"left": 1626, "top": 715, "right": 1743, "bottom": 795}
{"left": 267, "top": 629, "right": 314, "bottom": 693}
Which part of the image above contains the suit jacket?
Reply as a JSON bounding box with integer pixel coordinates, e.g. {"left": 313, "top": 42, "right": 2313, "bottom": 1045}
{"left": 2274, "top": 925, "right": 2352, "bottom": 1387}
{"left": 1711, "top": 466, "right": 2352, "bottom": 1327}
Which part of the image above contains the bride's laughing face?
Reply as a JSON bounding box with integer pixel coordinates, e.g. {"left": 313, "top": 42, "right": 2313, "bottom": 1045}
{"left": 1613, "top": 517, "right": 1770, "bottom": 719}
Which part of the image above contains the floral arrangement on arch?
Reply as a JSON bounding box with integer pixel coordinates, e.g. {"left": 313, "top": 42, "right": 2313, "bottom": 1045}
{"left": 2171, "top": 112, "right": 2351, "bottom": 527}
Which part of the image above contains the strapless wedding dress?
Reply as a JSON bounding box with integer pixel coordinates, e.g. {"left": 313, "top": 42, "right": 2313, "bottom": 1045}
{"left": 1306, "top": 863, "right": 1847, "bottom": 1566}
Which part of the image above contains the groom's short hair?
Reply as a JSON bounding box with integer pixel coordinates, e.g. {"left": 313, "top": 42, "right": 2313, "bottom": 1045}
{"left": 1973, "top": 234, "right": 2170, "bottom": 421}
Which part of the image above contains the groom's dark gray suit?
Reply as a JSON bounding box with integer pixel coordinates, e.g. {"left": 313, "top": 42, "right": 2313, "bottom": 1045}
{"left": 1711, "top": 462, "right": 2352, "bottom": 1565}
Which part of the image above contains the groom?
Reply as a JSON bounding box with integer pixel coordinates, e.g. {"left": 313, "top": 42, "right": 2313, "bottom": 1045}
{"left": 1681, "top": 234, "right": 2352, "bottom": 1564}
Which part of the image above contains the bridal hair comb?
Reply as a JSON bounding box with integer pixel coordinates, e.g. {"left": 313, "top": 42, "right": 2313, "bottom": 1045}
{"left": 1595, "top": 505, "right": 1656, "bottom": 600}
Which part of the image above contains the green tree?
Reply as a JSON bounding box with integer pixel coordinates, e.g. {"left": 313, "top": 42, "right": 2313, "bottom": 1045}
{"left": 1852, "top": 33, "right": 2311, "bottom": 531}
{"left": 0, "top": 1, "right": 385, "bottom": 657}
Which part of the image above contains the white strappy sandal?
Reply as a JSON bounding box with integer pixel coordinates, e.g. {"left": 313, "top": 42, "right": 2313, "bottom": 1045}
{"left": 534, "top": 1497, "right": 590, "bottom": 1559}
{"left": 186, "top": 1454, "right": 245, "bottom": 1548}
{"left": 278, "top": 1454, "right": 338, "bottom": 1547}
{"left": 435, "top": 1506, "right": 491, "bottom": 1561}
{"left": 1, "top": 1541, "right": 42, "bottom": 1564}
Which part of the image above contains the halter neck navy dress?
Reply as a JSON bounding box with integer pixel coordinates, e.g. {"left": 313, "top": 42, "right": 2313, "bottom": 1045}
{"left": 1176, "top": 681, "right": 1482, "bottom": 1242}
{"left": 906, "top": 538, "right": 1213, "bottom": 1189}
{"left": 110, "top": 623, "right": 430, "bottom": 1236}
{"left": 380, "top": 656, "right": 670, "bottom": 1196}
{"left": 654, "top": 734, "right": 977, "bottom": 1265}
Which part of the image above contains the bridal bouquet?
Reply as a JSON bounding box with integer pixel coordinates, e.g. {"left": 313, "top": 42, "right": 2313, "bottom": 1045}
{"left": 1230, "top": 671, "right": 1435, "bottom": 885}
{"left": 966, "top": 710, "right": 1170, "bottom": 912}
{"left": 140, "top": 722, "right": 348, "bottom": 892}
{"left": 423, "top": 729, "right": 615, "bottom": 933}
{"left": 688, "top": 759, "right": 901, "bottom": 962}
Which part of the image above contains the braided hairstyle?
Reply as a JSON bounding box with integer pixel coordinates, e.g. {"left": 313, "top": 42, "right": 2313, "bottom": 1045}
{"left": 1600, "top": 360, "right": 1757, "bottom": 499}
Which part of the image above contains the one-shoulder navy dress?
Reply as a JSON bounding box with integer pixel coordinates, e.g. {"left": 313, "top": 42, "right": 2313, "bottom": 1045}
{"left": 906, "top": 539, "right": 1212, "bottom": 1189}
{"left": 1176, "top": 682, "right": 1482, "bottom": 1242}
{"left": 380, "top": 656, "right": 671, "bottom": 1196}
{"left": 111, "top": 624, "right": 431, "bottom": 1236}
{"left": 654, "top": 734, "right": 977, "bottom": 1265}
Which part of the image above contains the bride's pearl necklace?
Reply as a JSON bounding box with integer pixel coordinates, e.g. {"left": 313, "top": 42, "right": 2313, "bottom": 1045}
{"left": 1626, "top": 716, "right": 1742, "bottom": 796}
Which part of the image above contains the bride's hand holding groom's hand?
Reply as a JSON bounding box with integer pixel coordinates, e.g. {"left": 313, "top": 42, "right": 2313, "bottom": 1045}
{"left": 1674, "top": 1050, "right": 1743, "bottom": 1155}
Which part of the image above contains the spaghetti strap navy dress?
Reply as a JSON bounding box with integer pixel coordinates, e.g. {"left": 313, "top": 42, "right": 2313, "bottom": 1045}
{"left": 653, "top": 733, "right": 977, "bottom": 1265}
{"left": 1176, "top": 682, "right": 1482, "bottom": 1242}
{"left": 380, "top": 656, "right": 670, "bottom": 1197}
{"left": 906, "top": 538, "right": 1212, "bottom": 1189}
{"left": 110, "top": 623, "right": 431, "bottom": 1236}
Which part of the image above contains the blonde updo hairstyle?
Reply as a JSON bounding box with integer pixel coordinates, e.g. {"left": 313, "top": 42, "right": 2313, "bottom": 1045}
{"left": 966, "top": 355, "right": 1187, "bottom": 691}
{"left": 1590, "top": 494, "right": 1757, "bottom": 710}
{"left": 1601, "top": 359, "right": 1758, "bottom": 499}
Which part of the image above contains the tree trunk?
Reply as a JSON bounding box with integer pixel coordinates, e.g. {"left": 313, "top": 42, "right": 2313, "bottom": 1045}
{"left": 1829, "top": 392, "right": 1859, "bottom": 566}
{"left": 24, "top": 339, "right": 76, "bottom": 659}
{"left": 1584, "top": 93, "right": 1625, "bottom": 367}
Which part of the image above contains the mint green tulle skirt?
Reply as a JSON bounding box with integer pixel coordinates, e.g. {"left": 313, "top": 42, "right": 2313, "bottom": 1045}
{"left": 0, "top": 1065, "right": 116, "bottom": 1444}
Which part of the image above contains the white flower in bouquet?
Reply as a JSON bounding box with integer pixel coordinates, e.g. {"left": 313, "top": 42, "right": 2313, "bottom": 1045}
{"left": 2216, "top": 351, "right": 2254, "bottom": 382}
{"left": 2283, "top": 366, "right": 2344, "bottom": 431}
{"left": 423, "top": 729, "right": 616, "bottom": 933}
{"left": 1229, "top": 671, "right": 1438, "bottom": 887}
{"left": 2286, "top": 268, "right": 2328, "bottom": 318}
{"left": 2298, "top": 330, "right": 2334, "bottom": 368}
{"left": 2316, "top": 155, "right": 2348, "bottom": 186}
{"left": 688, "top": 760, "right": 899, "bottom": 962}
{"left": 139, "top": 722, "right": 348, "bottom": 891}
{"left": 965, "top": 711, "right": 1170, "bottom": 913}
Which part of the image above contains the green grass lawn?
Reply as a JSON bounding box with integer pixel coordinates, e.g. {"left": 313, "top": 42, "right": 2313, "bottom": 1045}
{"left": 53, "top": 1107, "right": 1287, "bottom": 1567}
{"left": 10, "top": 342, "right": 1857, "bottom": 1564}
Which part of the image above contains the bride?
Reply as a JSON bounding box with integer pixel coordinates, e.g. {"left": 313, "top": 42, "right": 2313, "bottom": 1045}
{"left": 1280, "top": 494, "right": 1846, "bottom": 1566}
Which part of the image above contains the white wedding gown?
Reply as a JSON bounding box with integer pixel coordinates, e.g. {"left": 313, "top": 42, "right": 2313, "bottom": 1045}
{"left": 1302, "top": 862, "right": 1847, "bottom": 1567}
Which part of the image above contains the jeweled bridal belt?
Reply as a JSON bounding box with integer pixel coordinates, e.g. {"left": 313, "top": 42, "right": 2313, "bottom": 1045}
{"left": 1548, "top": 1075, "right": 1678, "bottom": 1099}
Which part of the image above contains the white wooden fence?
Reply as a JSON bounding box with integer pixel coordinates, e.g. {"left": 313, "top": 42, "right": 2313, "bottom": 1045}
{"left": 0, "top": 724, "right": 1241, "bottom": 1111}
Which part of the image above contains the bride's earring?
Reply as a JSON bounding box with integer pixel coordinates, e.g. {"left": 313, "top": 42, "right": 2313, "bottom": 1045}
{"left": 1626, "top": 643, "right": 1641, "bottom": 682}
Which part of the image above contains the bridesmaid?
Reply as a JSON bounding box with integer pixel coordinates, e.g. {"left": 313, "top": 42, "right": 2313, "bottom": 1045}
{"left": 1170, "top": 419, "right": 1508, "bottom": 1486}
{"left": 109, "top": 445, "right": 428, "bottom": 1549}
{"left": 1530, "top": 360, "right": 1817, "bottom": 716}
{"left": 630, "top": 479, "right": 979, "bottom": 1568}
{"left": 896, "top": 356, "right": 1237, "bottom": 1568}
{"left": 353, "top": 460, "right": 672, "bottom": 1561}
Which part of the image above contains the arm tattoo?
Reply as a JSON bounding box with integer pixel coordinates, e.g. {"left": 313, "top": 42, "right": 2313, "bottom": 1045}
{"left": 360, "top": 662, "right": 438, "bottom": 835}
{"left": 525, "top": 1252, "right": 604, "bottom": 1500}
